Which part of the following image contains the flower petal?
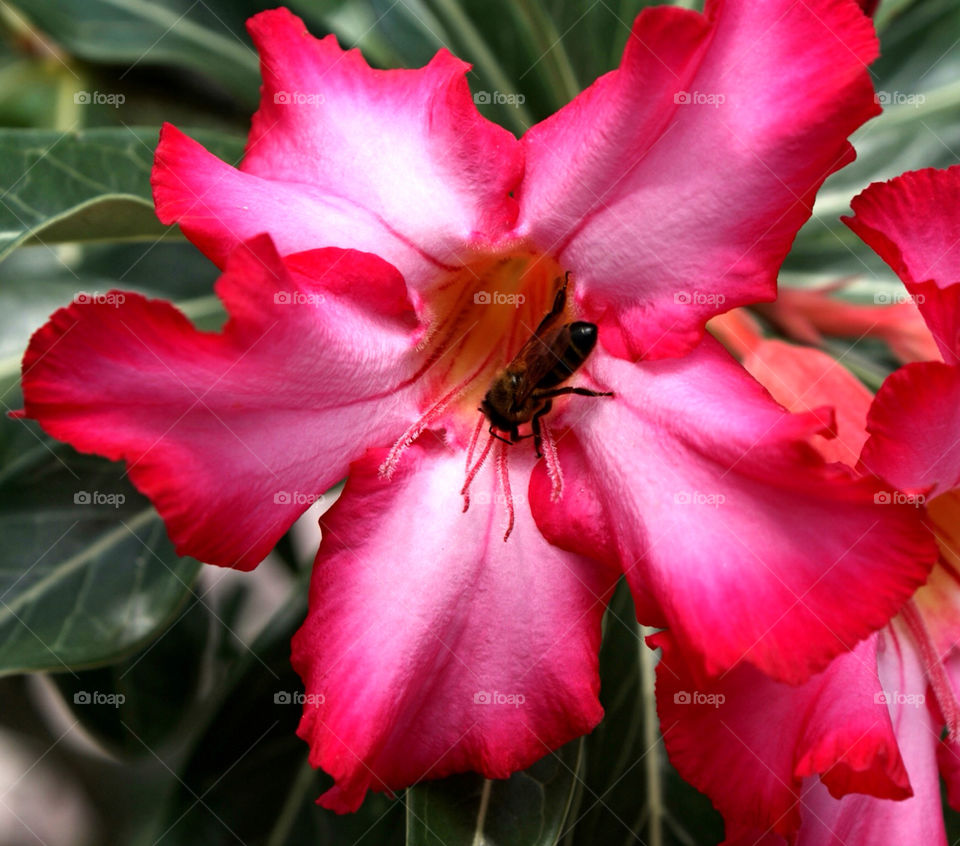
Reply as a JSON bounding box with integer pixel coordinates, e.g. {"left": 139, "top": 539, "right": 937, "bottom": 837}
{"left": 517, "top": 0, "right": 879, "bottom": 360}
{"left": 844, "top": 166, "right": 960, "bottom": 364}
{"left": 152, "top": 124, "right": 433, "bottom": 280}
{"left": 153, "top": 8, "right": 522, "bottom": 285}
{"left": 17, "top": 236, "right": 421, "bottom": 569}
{"left": 530, "top": 339, "right": 937, "bottom": 683}
{"left": 651, "top": 629, "right": 910, "bottom": 840}
{"left": 292, "top": 440, "right": 617, "bottom": 812}
{"left": 739, "top": 339, "right": 873, "bottom": 466}
{"left": 861, "top": 361, "right": 960, "bottom": 496}
{"left": 795, "top": 623, "right": 946, "bottom": 846}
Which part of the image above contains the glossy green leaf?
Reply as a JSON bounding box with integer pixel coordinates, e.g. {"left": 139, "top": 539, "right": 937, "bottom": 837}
{"left": 405, "top": 739, "right": 583, "bottom": 846}
{"left": 156, "top": 573, "right": 404, "bottom": 846}
{"left": 11, "top": 0, "right": 263, "bottom": 107}
{"left": 0, "top": 419, "right": 201, "bottom": 674}
{"left": 51, "top": 593, "right": 211, "bottom": 754}
{"left": 569, "top": 581, "right": 721, "bottom": 846}
{"left": 0, "top": 127, "right": 245, "bottom": 261}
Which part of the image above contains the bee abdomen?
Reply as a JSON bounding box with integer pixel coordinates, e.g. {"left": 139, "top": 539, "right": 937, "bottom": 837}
{"left": 540, "top": 321, "right": 598, "bottom": 388}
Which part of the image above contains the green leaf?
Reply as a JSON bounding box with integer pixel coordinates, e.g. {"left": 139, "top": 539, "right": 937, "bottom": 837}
{"left": 50, "top": 593, "right": 211, "bottom": 754}
{"left": 0, "top": 126, "right": 245, "bottom": 262}
{"left": 0, "top": 418, "right": 201, "bottom": 674}
{"left": 570, "top": 580, "right": 722, "bottom": 846}
{"left": 156, "top": 573, "right": 405, "bottom": 846}
{"left": 11, "top": 0, "right": 263, "bottom": 107}
{"left": 405, "top": 739, "right": 583, "bottom": 846}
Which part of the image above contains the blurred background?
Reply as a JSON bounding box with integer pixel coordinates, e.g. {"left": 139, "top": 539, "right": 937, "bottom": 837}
{"left": 0, "top": 0, "right": 958, "bottom": 843}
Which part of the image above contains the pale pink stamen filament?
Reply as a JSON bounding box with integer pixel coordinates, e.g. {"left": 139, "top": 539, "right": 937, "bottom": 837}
{"left": 379, "top": 348, "right": 498, "bottom": 480}
{"left": 539, "top": 419, "right": 564, "bottom": 502}
{"left": 464, "top": 411, "right": 486, "bottom": 473}
{"left": 902, "top": 598, "right": 960, "bottom": 737}
{"left": 461, "top": 429, "right": 494, "bottom": 513}
{"left": 496, "top": 440, "right": 515, "bottom": 542}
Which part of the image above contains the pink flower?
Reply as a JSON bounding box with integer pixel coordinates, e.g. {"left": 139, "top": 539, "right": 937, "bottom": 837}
{"left": 16, "top": 3, "right": 935, "bottom": 812}
{"left": 655, "top": 165, "right": 960, "bottom": 844}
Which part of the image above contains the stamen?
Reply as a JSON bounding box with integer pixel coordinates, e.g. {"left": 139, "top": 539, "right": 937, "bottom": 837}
{"left": 379, "top": 348, "right": 497, "bottom": 480}
{"left": 496, "top": 440, "right": 516, "bottom": 542}
{"left": 461, "top": 429, "right": 494, "bottom": 512}
{"left": 465, "top": 411, "right": 486, "bottom": 473}
{"left": 901, "top": 598, "right": 960, "bottom": 736}
{"left": 539, "top": 419, "right": 564, "bottom": 502}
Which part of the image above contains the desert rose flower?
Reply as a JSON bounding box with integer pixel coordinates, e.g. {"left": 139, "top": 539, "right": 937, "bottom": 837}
{"left": 16, "top": 2, "right": 935, "bottom": 812}
{"left": 654, "top": 165, "right": 960, "bottom": 844}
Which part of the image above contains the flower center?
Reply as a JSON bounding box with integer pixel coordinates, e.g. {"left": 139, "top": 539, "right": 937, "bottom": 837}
{"left": 419, "top": 251, "right": 569, "bottom": 434}
{"left": 378, "top": 250, "right": 572, "bottom": 537}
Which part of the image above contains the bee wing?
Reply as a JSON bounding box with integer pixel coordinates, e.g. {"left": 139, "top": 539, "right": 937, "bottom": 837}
{"left": 508, "top": 323, "right": 567, "bottom": 410}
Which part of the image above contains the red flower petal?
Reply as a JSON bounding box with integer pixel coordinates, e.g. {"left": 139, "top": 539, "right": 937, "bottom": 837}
{"left": 152, "top": 8, "right": 522, "bottom": 287}
{"left": 530, "top": 339, "right": 937, "bottom": 683}
{"left": 651, "top": 630, "right": 910, "bottom": 840}
{"left": 844, "top": 166, "right": 960, "bottom": 364}
{"left": 518, "top": 0, "right": 880, "bottom": 360}
{"left": 861, "top": 360, "right": 960, "bottom": 496}
{"left": 292, "top": 441, "right": 618, "bottom": 811}
{"left": 18, "top": 236, "right": 421, "bottom": 569}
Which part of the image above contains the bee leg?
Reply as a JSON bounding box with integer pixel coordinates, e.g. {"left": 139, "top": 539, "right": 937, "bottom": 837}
{"left": 531, "top": 400, "right": 553, "bottom": 458}
{"left": 533, "top": 386, "right": 614, "bottom": 400}
{"left": 488, "top": 425, "right": 514, "bottom": 446}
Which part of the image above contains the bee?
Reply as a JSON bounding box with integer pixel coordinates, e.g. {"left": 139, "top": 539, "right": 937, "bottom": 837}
{"left": 481, "top": 272, "right": 612, "bottom": 457}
